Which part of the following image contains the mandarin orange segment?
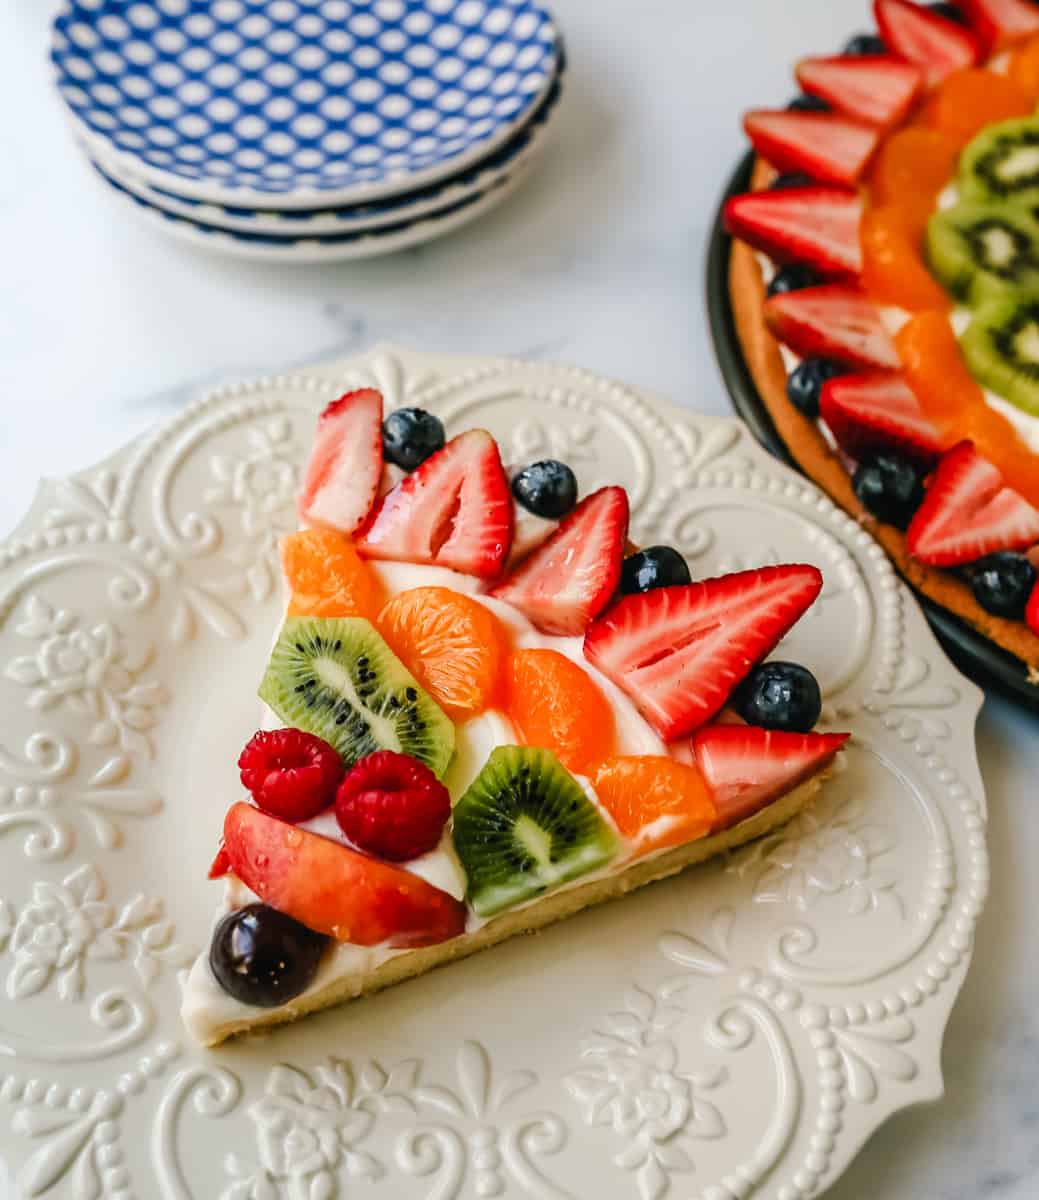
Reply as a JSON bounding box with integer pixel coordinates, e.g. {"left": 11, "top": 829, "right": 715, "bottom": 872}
{"left": 867, "top": 127, "right": 961, "bottom": 212}
{"left": 860, "top": 206, "right": 951, "bottom": 311}
{"left": 921, "top": 68, "right": 1032, "bottom": 146}
{"left": 378, "top": 587, "right": 504, "bottom": 718}
{"left": 1008, "top": 34, "right": 1039, "bottom": 100}
{"left": 502, "top": 648, "right": 615, "bottom": 773}
{"left": 895, "top": 314, "right": 1039, "bottom": 508}
{"left": 283, "top": 529, "right": 378, "bottom": 619}
{"left": 592, "top": 756, "right": 717, "bottom": 856}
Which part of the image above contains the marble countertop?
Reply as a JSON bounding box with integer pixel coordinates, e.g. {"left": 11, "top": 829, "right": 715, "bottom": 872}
{"left": 1, "top": 1, "right": 1036, "bottom": 1197}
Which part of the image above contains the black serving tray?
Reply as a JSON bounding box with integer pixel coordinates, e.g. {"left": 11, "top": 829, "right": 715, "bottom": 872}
{"left": 706, "top": 150, "right": 1039, "bottom": 713}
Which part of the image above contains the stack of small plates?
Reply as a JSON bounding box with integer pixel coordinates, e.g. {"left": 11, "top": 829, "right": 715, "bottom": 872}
{"left": 51, "top": 0, "right": 562, "bottom": 263}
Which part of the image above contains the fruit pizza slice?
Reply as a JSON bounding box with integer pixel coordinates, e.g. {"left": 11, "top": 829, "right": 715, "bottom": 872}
{"left": 183, "top": 389, "right": 850, "bottom": 1046}
{"left": 724, "top": 0, "right": 1039, "bottom": 677}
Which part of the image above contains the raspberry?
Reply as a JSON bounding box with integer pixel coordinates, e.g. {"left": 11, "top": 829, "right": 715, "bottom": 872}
{"left": 335, "top": 750, "right": 450, "bottom": 862}
{"left": 238, "top": 729, "right": 343, "bottom": 823}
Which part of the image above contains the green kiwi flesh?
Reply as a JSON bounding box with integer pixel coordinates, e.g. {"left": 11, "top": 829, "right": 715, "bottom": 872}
{"left": 452, "top": 746, "right": 619, "bottom": 918}
{"left": 960, "top": 296, "right": 1039, "bottom": 417}
{"left": 959, "top": 117, "right": 1039, "bottom": 209}
{"left": 258, "top": 615, "right": 455, "bottom": 778}
{"left": 927, "top": 202, "right": 1039, "bottom": 305}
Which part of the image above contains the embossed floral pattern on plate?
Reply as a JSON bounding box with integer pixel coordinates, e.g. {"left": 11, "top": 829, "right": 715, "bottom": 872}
{"left": 0, "top": 347, "right": 987, "bottom": 1200}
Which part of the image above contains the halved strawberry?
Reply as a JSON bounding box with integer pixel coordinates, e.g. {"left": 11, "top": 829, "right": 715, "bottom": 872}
{"left": 223, "top": 802, "right": 466, "bottom": 948}
{"left": 692, "top": 724, "right": 850, "bottom": 828}
{"left": 488, "top": 486, "right": 629, "bottom": 636}
{"left": 764, "top": 285, "right": 900, "bottom": 369}
{"left": 357, "top": 429, "right": 512, "bottom": 579}
{"left": 795, "top": 55, "right": 923, "bottom": 128}
{"left": 583, "top": 565, "right": 823, "bottom": 740}
{"left": 723, "top": 187, "right": 863, "bottom": 279}
{"left": 907, "top": 440, "right": 1039, "bottom": 566}
{"left": 875, "top": 0, "right": 980, "bottom": 86}
{"left": 1027, "top": 580, "right": 1039, "bottom": 636}
{"left": 299, "top": 389, "right": 384, "bottom": 534}
{"left": 743, "top": 110, "right": 880, "bottom": 187}
{"left": 820, "top": 371, "right": 944, "bottom": 464}
{"left": 960, "top": 0, "right": 1039, "bottom": 52}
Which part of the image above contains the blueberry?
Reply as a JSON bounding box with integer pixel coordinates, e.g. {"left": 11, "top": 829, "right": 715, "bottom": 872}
{"left": 786, "top": 358, "right": 845, "bottom": 418}
{"left": 382, "top": 407, "right": 445, "bottom": 471}
{"left": 733, "top": 662, "right": 822, "bottom": 733}
{"left": 843, "top": 33, "right": 887, "bottom": 55}
{"left": 768, "top": 171, "right": 815, "bottom": 191}
{"left": 967, "top": 552, "right": 1037, "bottom": 619}
{"left": 852, "top": 453, "right": 925, "bottom": 529}
{"left": 620, "top": 546, "right": 691, "bottom": 595}
{"left": 210, "top": 904, "right": 326, "bottom": 1007}
{"left": 928, "top": 2, "right": 967, "bottom": 23}
{"left": 768, "top": 263, "right": 823, "bottom": 298}
{"left": 787, "top": 93, "right": 830, "bottom": 112}
{"left": 511, "top": 460, "right": 578, "bottom": 519}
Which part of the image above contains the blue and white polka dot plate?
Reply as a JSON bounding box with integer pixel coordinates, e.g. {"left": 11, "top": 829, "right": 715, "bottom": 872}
{"left": 52, "top": 0, "right": 559, "bottom": 208}
{"left": 94, "top": 152, "right": 529, "bottom": 261}
{"left": 86, "top": 59, "right": 563, "bottom": 235}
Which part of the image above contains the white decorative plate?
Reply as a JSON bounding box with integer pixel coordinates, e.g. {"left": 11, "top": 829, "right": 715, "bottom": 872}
{"left": 0, "top": 347, "right": 988, "bottom": 1200}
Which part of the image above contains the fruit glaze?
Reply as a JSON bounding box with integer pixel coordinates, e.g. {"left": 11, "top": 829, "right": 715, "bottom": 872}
{"left": 182, "top": 388, "right": 849, "bottom": 1043}
{"left": 725, "top": 0, "right": 1039, "bottom": 664}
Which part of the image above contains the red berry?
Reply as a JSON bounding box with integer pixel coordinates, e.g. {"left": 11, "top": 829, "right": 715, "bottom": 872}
{"left": 335, "top": 750, "right": 450, "bottom": 862}
{"left": 238, "top": 729, "right": 343, "bottom": 822}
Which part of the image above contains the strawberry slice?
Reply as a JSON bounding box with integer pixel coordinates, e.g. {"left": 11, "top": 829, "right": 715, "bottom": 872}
{"left": 795, "top": 55, "right": 923, "bottom": 128}
{"left": 223, "top": 802, "right": 466, "bottom": 948}
{"left": 960, "top": 0, "right": 1039, "bottom": 52}
{"left": 874, "top": 0, "right": 980, "bottom": 86}
{"left": 764, "top": 285, "right": 900, "bottom": 370}
{"left": 357, "top": 429, "right": 512, "bottom": 579}
{"left": 299, "top": 389, "right": 384, "bottom": 534}
{"left": 723, "top": 186, "right": 864, "bottom": 279}
{"left": 743, "top": 110, "right": 880, "bottom": 187}
{"left": 820, "top": 371, "right": 944, "bottom": 464}
{"left": 692, "top": 724, "right": 850, "bottom": 828}
{"left": 907, "top": 440, "right": 1039, "bottom": 566}
{"left": 488, "top": 486, "right": 629, "bottom": 636}
{"left": 583, "top": 565, "right": 823, "bottom": 740}
{"left": 1027, "top": 580, "right": 1039, "bottom": 636}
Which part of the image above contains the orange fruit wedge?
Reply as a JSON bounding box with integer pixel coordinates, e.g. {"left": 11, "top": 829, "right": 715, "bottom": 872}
{"left": 1008, "top": 34, "right": 1039, "bottom": 100}
{"left": 860, "top": 205, "right": 951, "bottom": 311}
{"left": 920, "top": 67, "right": 1032, "bottom": 146}
{"left": 592, "top": 756, "right": 717, "bottom": 856}
{"left": 502, "top": 648, "right": 615, "bottom": 773}
{"left": 379, "top": 586, "right": 504, "bottom": 718}
{"left": 283, "top": 528, "right": 379, "bottom": 619}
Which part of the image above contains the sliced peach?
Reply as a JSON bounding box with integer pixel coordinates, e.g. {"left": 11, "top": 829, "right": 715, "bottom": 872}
{"left": 223, "top": 802, "right": 466, "bottom": 947}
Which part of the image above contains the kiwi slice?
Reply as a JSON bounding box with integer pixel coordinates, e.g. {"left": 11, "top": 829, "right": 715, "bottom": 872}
{"left": 960, "top": 296, "right": 1039, "bottom": 416}
{"left": 927, "top": 203, "right": 1039, "bottom": 305}
{"left": 960, "top": 117, "right": 1039, "bottom": 209}
{"left": 452, "top": 746, "right": 618, "bottom": 918}
{"left": 258, "top": 615, "right": 455, "bottom": 778}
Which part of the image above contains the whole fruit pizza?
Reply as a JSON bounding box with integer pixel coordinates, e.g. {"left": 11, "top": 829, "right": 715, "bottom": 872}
{"left": 182, "top": 388, "right": 850, "bottom": 1045}
{"left": 724, "top": 0, "right": 1039, "bottom": 681}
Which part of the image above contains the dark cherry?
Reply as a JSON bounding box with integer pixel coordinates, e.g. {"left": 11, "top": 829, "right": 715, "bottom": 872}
{"left": 852, "top": 453, "right": 925, "bottom": 529}
{"left": 768, "top": 263, "right": 823, "bottom": 297}
{"left": 967, "top": 552, "right": 1037, "bottom": 620}
{"left": 511, "top": 460, "right": 578, "bottom": 519}
{"left": 732, "top": 662, "right": 823, "bottom": 733}
{"left": 620, "top": 546, "right": 691, "bottom": 595}
{"left": 382, "top": 407, "right": 446, "bottom": 471}
{"left": 786, "top": 358, "right": 845, "bottom": 418}
{"left": 209, "top": 904, "right": 327, "bottom": 1007}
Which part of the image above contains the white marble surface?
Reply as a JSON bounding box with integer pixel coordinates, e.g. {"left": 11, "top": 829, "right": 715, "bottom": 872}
{"left": 1, "top": 1, "right": 1036, "bottom": 1197}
